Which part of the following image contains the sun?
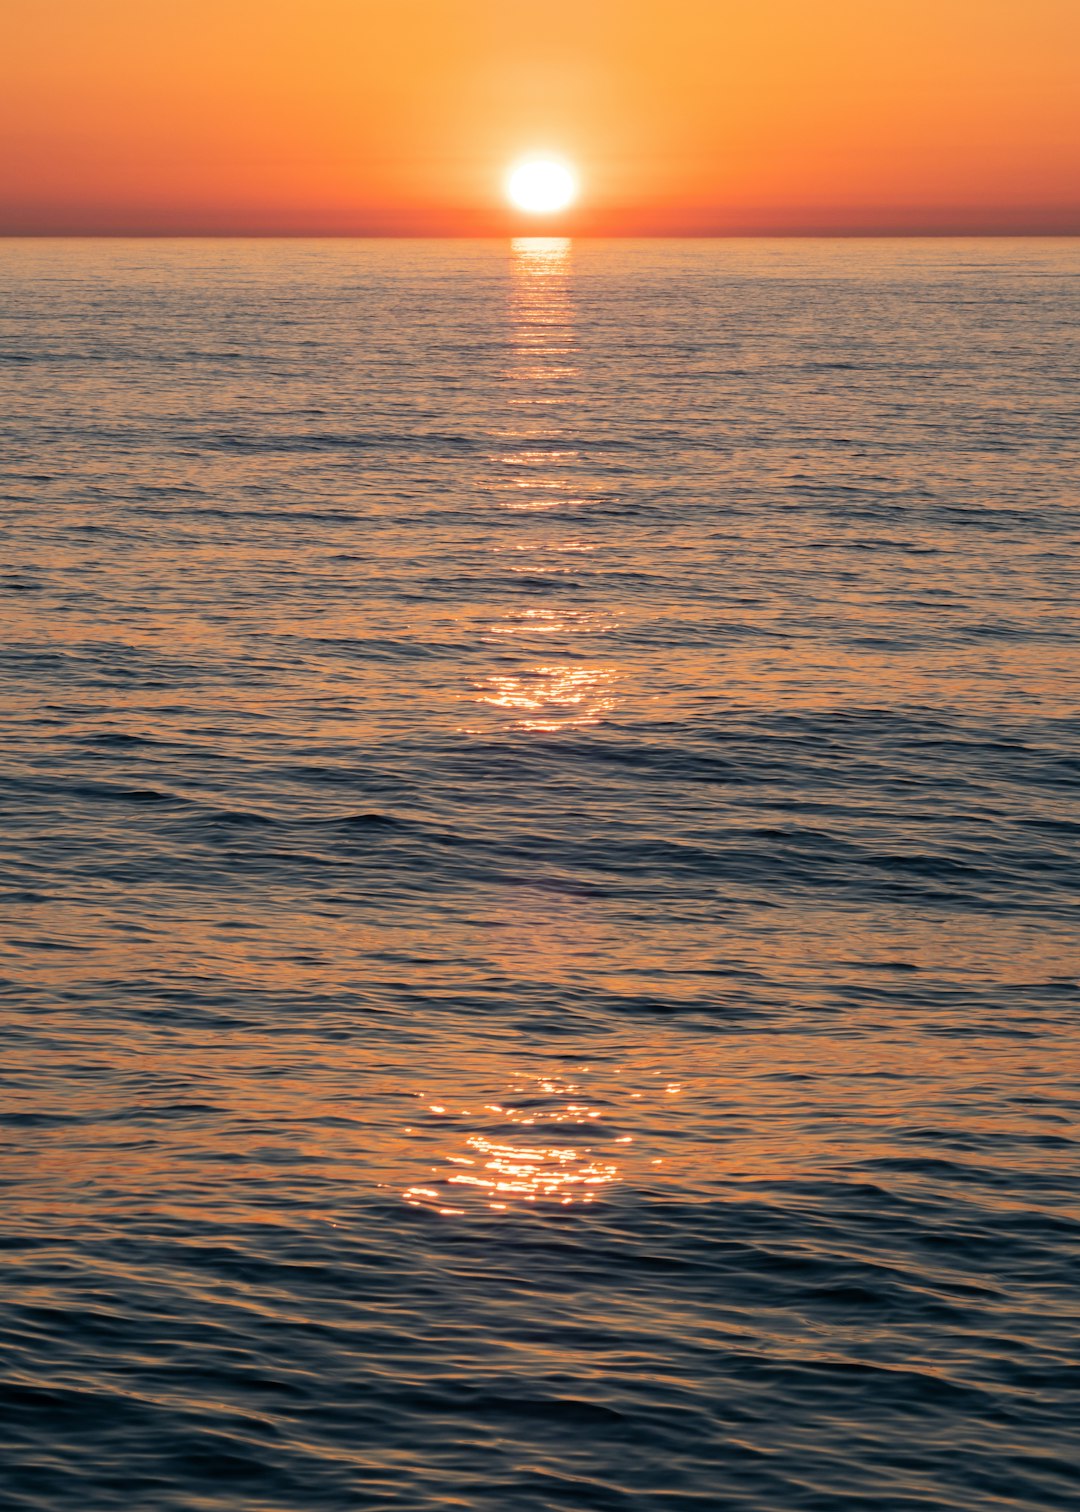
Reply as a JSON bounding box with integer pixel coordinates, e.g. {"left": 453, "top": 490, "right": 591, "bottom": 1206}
{"left": 506, "top": 157, "right": 578, "bottom": 215}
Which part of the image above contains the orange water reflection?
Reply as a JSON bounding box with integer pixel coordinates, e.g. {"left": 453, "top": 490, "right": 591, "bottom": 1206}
{"left": 487, "top": 238, "right": 579, "bottom": 508}
{"left": 8, "top": 993, "right": 1076, "bottom": 1231}
{"left": 474, "top": 664, "right": 617, "bottom": 732}
{"left": 464, "top": 238, "right": 620, "bottom": 740}
{"left": 434, "top": 241, "right": 631, "bottom": 1205}
{"left": 400, "top": 1071, "right": 623, "bottom": 1215}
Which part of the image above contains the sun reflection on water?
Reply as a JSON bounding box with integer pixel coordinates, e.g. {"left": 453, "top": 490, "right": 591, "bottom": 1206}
{"left": 427, "top": 238, "right": 629, "bottom": 1207}
{"left": 401, "top": 1071, "right": 624, "bottom": 1216}
{"left": 475, "top": 663, "right": 617, "bottom": 732}
{"left": 463, "top": 238, "right": 621, "bottom": 734}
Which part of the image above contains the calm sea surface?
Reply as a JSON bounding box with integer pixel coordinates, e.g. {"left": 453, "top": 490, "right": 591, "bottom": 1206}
{"left": 1, "top": 238, "right": 1078, "bottom": 1510}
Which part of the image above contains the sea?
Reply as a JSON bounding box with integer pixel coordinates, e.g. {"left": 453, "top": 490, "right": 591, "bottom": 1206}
{"left": 1, "top": 237, "right": 1078, "bottom": 1511}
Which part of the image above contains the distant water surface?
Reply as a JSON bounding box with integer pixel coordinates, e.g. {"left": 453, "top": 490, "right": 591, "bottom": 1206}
{"left": 1, "top": 238, "right": 1078, "bottom": 1510}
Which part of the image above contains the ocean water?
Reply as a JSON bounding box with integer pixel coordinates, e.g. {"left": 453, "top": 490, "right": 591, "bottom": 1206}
{"left": 1, "top": 237, "right": 1078, "bottom": 1511}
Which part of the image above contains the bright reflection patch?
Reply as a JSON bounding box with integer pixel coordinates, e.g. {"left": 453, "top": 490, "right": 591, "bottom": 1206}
{"left": 506, "top": 158, "right": 578, "bottom": 214}
{"left": 401, "top": 1071, "right": 622, "bottom": 1216}
{"left": 475, "top": 663, "right": 616, "bottom": 731}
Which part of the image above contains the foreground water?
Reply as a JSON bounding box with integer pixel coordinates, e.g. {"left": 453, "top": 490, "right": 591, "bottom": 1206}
{"left": 1, "top": 238, "right": 1078, "bottom": 1510}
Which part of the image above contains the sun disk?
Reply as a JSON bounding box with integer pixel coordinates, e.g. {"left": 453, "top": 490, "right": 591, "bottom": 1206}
{"left": 506, "top": 158, "right": 578, "bottom": 215}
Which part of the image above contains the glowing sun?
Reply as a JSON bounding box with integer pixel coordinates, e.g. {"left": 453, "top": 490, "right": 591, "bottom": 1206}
{"left": 506, "top": 158, "right": 578, "bottom": 214}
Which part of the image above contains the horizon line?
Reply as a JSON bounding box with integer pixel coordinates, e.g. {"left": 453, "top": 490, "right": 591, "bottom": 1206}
{"left": 4, "top": 230, "right": 1080, "bottom": 241}
{"left": 4, "top": 202, "right": 1079, "bottom": 241}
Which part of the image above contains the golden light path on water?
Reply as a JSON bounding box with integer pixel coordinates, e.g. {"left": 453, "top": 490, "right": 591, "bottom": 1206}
{"left": 462, "top": 240, "right": 619, "bottom": 738}
{"left": 405, "top": 237, "right": 631, "bottom": 1211}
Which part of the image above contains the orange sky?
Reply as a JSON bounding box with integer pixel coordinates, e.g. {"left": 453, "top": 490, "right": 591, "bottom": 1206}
{"left": 4, "top": 0, "right": 1078, "bottom": 234}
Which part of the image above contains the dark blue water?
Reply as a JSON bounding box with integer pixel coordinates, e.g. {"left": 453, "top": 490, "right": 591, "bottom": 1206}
{"left": 1, "top": 237, "right": 1078, "bottom": 1510}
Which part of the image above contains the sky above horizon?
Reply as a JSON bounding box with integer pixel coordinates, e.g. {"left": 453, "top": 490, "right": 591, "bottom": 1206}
{"left": 4, "top": 0, "right": 1079, "bottom": 235}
